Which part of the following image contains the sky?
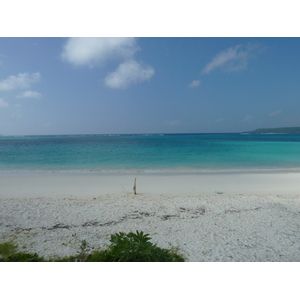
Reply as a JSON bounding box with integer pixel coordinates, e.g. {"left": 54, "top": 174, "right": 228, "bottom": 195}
{"left": 1, "top": 37, "right": 300, "bottom": 135}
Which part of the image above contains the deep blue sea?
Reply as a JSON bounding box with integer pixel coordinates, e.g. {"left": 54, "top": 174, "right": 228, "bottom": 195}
{"left": 1, "top": 133, "right": 300, "bottom": 173}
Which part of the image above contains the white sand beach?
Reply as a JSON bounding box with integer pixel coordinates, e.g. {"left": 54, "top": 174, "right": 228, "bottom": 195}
{"left": 1, "top": 171, "right": 300, "bottom": 261}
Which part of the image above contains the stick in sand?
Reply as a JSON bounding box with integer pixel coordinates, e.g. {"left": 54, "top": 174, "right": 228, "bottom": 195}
{"left": 133, "top": 178, "right": 137, "bottom": 195}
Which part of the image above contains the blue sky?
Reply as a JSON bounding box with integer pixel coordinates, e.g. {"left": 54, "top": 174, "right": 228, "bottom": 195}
{"left": 0, "top": 37, "right": 300, "bottom": 135}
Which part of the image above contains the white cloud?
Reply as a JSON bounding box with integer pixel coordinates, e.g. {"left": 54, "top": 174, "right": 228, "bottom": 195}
{"left": 215, "top": 118, "right": 224, "bottom": 123}
{"left": 243, "top": 115, "right": 253, "bottom": 122}
{"left": 104, "top": 59, "right": 154, "bottom": 89}
{"left": 202, "top": 43, "right": 259, "bottom": 74}
{"left": 17, "top": 90, "right": 42, "bottom": 99}
{"left": 61, "top": 37, "right": 155, "bottom": 89}
{"left": 0, "top": 72, "right": 41, "bottom": 91}
{"left": 165, "top": 120, "right": 181, "bottom": 126}
{"left": 188, "top": 80, "right": 201, "bottom": 88}
{"left": 61, "top": 37, "right": 138, "bottom": 68}
{"left": 269, "top": 110, "right": 281, "bottom": 117}
{"left": 0, "top": 98, "right": 8, "bottom": 108}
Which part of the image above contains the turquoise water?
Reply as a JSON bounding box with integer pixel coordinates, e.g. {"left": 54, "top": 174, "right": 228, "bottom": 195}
{"left": 1, "top": 134, "right": 300, "bottom": 172}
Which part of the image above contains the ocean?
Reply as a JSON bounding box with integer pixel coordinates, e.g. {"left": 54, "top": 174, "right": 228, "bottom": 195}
{"left": 1, "top": 133, "right": 300, "bottom": 173}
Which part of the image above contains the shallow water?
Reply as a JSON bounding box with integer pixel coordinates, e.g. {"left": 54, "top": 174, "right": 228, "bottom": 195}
{"left": 1, "top": 133, "right": 300, "bottom": 172}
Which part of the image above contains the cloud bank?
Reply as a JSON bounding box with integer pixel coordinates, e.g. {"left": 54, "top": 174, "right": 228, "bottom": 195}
{"left": 188, "top": 80, "right": 201, "bottom": 88}
{"left": 215, "top": 118, "right": 224, "bottom": 123}
{"left": 202, "top": 43, "right": 259, "bottom": 74}
{"left": 0, "top": 97, "right": 8, "bottom": 108}
{"left": 61, "top": 37, "right": 138, "bottom": 68}
{"left": 243, "top": 115, "right": 253, "bottom": 122}
{"left": 105, "top": 59, "right": 154, "bottom": 89}
{"left": 269, "top": 110, "right": 281, "bottom": 117}
{"left": 165, "top": 120, "right": 181, "bottom": 126}
{"left": 62, "top": 37, "right": 154, "bottom": 89}
{"left": 17, "top": 90, "right": 42, "bottom": 99}
{"left": 0, "top": 72, "right": 41, "bottom": 91}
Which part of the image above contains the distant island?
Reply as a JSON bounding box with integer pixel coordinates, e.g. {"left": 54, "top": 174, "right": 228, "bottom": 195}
{"left": 244, "top": 127, "right": 300, "bottom": 134}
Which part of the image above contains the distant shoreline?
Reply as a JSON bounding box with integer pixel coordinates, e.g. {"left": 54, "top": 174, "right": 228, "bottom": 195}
{"left": 1, "top": 130, "right": 300, "bottom": 137}
{"left": 244, "top": 126, "right": 300, "bottom": 134}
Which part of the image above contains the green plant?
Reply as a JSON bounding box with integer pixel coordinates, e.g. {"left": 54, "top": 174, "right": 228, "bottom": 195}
{"left": 0, "top": 231, "right": 185, "bottom": 262}
{"left": 4, "top": 252, "right": 45, "bottom": 262}
{"left": 79, "top": 240, "right": 88, "bottom": 255}
{"left": 87, "top": 231, "right": 185, "bottom": 262}
{"left": 54, "top": 239, "right": 90, "bottom": 262}
{"left": 0, "top": 241, "right": 44, "bottom": 262}
{"left": 0, "top": 241, "right": 18, "bottom": 260}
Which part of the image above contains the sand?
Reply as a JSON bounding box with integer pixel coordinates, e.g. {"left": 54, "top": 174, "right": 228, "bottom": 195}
{"left": 1, "top": 171, "right": 300, "bottom": 261}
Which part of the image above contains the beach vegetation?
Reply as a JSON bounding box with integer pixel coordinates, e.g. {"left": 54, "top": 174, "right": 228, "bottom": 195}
{"left": 56, "top": 239, "right": 91, "bottom": 262}
{"left": 0, "top": 231, "right": 185, "bottom": 262}
{"left": 3, "top": 252, "right": 45, "bottom": 262}
{"left": 0, "top": 241, "right": 17, "bottom": 259}
{"left": 0, "top": 241, "right": 44, "bottom": 262}
{"left": 86, "top": 231, "right": 185, "bottom": 262}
